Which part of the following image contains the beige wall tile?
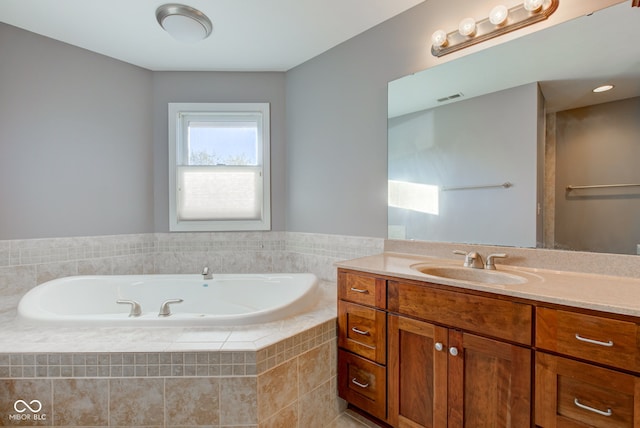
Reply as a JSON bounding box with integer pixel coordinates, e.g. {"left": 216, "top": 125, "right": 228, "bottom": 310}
{"left": 0, "top": 379, "right": 51, "bottom": 426}
{"left": 298, "top": 342, "right": 330, "bottom": 396}
{"left": 219, "top": 377, "right": 257, "bottom": 425}
{"left": 298, "top": 379, "right": 341, "bottom": 428}
{"left": 53, "top": 379, "right": 108, "bottom": 426}
{"left": 109, "top": 378, "right": 164, "bottom": 427}
{"left": 258, "top": 401, "right": 298, "bottom": 428}
{"left": 165, "top": 377, "right": 220, "bottom": 426}
{"left": 257, "top": 358, "right": 297, "bottom": 420}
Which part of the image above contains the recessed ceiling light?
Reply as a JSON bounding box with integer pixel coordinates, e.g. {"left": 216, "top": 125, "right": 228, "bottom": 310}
{"left": 156, "top": 4, "right": 213, "bottom": 43}
{"left": 592, "top": 84, "right": 614, "bottom": 93}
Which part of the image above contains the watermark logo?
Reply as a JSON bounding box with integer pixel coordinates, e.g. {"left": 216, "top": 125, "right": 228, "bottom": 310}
{"left": 8, "top": 399, "right": 46, "bottom": 422}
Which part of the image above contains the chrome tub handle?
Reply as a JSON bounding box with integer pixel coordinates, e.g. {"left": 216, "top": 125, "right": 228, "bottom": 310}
{"left": 116, "top": 300, "right": 142, "bottom": 317}
{"left": 158, "top": 298, "right": 184, "bottom": 317}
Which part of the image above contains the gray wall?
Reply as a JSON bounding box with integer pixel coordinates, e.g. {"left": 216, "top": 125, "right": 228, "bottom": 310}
{"left": 554, "top": 97, "right": 640, "bottom": 254}
{"left": 151, "top": 72, "right": 287, "bottom": 232}
{"left": 0, "top": 23, "right": 153, "bottom": 239}
{"left": 284, "top": 0, "right": 621, "bottom": 238}
{"left": 0, "top": 0, "right": 615, "bottom": 240}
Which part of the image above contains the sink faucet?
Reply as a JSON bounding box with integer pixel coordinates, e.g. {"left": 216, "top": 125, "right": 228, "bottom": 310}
{"left": 453, "top": 250, "right": 484, "bottom": 269}
{"left": 485, "top": 253, "right": 508, "bottom": 270}
{"left": 202, "top": 266, "right": 213, "bottom": 280}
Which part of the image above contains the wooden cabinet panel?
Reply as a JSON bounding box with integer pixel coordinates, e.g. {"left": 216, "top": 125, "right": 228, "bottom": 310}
{"left": 338, "top": 300, "right": 386, "bottom": 364}
{"left": 338, "top": 349, "right": 387, "bottom": 421}
{"left": 448, "top": 331, "right": 532, "bottom": 428}
{"left": 536, "top": 307, "right": 639, "bottom": 372}
{"left": 536, "top": 352, "right": 640, "bottom": 428}
{"left": 388, "top": 280, "right": 533, "bottom": 345}
{"left": 387, "top": 314, "right": 448, "bottom": 428}
{"left": 338, "top": 270, "right": 386, "bottom": 308}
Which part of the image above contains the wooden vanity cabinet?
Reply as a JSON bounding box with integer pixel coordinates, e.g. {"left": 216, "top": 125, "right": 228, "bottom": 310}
{"left": 387, "top": 280, "right": 532, "bottom": 428}
{"left": 337, "top": 270, "right": 388, "bottom": 421}
{"left": 535, "top": 307, "right": 640, "bottom": 427}
{"left": 337, "top": 269, "right": 533, "bottom": 427}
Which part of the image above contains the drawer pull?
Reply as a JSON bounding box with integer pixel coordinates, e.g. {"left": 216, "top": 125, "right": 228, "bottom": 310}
{"left": 575, "top": 333, "right": 614, "bottom": 347}
{"left": 349, "top": 287, "right": 369, "bottom": 294}
{"left": 574, "top": 398, "right": 612, "bottom": 417}
{"left": 351, "top": 378, "right": 369, "bottom": 389}
{"left": 351, "top": 327, "right": 370, "bottom": 336}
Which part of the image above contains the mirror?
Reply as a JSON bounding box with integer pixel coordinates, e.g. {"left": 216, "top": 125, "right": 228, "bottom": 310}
{"left": 388, "top": 1, "right": 640, "bottom": 255}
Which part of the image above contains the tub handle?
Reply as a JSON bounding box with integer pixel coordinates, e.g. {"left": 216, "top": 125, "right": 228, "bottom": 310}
{"left": 158, "top": 298, "right": 184, "bottom": 317}
{"left": 116, "top": 300, "right": 142, "bottom": 317}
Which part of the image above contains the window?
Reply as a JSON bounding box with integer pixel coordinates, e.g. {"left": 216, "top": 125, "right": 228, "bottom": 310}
{"left": 168, "top": 103, "right": 270, "bottom": 231}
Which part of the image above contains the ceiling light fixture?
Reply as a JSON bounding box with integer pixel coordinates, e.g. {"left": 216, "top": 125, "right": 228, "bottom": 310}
{"left": 156, "top": 4, "right": 213, "bottom": 43}
{"left": 593, "top": 84, "right": 614, "bottom": 93}
{"left": 431, "top": 0, "right": 558, "bottom": 57}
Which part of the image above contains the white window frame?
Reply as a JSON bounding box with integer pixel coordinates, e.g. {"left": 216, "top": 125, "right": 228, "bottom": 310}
{"left": 168, "top": 102, "right": 271, "bottom": 232}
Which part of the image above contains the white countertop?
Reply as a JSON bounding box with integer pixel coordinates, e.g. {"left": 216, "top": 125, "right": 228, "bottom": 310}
{"left": 336, "top": 252, "right": 640, "bottom": 318}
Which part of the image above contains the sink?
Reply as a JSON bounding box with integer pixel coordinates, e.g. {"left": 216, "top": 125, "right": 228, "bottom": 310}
{"left": 411, "top": 265, "right": 528, "bottom": 285}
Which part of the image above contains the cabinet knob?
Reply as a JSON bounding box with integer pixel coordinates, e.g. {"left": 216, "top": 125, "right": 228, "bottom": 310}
{"left": 449, "top": 346, "right": 459, "bottom": 356}
{"left": 434, "top": 342, "right": 444, "bottom": 352}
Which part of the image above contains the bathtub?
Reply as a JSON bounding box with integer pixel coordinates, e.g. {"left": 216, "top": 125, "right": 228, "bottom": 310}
{"left": 17, "top": 273, "right": 320, "bottom": 327}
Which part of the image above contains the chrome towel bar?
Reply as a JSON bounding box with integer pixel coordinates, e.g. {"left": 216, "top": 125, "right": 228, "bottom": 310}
{"left": 566, "top": 183, "right": 640, "bottom": 191}
{"left": 442, "top": 182, "right": 512, "bottom": 191}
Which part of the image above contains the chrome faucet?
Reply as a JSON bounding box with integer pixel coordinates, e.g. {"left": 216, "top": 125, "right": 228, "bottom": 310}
{"left": 158, "top": 298, "right": 183, "bottom": 317}
{"left": 202, "top": 266, "right": 213, "bottom": 280}
{"left": 117, "top": 299, "right": 142, "bottom": 317}
{"left": 453, "top": 250, "right": 508, "bottom": 270}
{"left": 453, "top": 250, "right": 484, "bottom": 269}
{"left": 485, "top": 253, "right": 508, "bottom": 270}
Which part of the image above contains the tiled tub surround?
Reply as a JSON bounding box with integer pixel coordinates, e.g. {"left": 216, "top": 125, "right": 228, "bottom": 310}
{"left": 0, "top": 232, "right": 383, "bottom": 427}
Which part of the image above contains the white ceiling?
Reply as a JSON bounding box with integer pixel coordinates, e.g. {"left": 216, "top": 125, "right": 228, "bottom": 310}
{"left": 0, "top": 0, "right": 425, "bottom": 71}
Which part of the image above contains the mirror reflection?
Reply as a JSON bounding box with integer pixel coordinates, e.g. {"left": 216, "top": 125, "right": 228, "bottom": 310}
{"left": 388, "top": 1, "right": 640, "bottom": 255}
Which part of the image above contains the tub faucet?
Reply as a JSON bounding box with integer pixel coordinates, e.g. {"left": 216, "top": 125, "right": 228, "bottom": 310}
{"left": 158, "top": 298, "right": 183, "bottom": 317}
{"left": 202, "top": 266, "right": 213, "bottom": 280}
{"left": 453, "top": 250, "right": 484, "bottom": 269}
{"left": 116, "top": 299, "right": 142, "bottom": 317}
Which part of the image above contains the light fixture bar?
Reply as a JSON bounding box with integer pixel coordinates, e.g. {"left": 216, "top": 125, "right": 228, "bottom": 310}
{"left": 431, "top": 0, "right": 558, "bottom": 57}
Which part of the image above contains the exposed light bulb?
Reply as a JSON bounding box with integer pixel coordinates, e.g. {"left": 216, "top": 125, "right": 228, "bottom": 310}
{"left": 523, "top": 0, "right": 544, "bottom": 12}
{"left": 458, "top": 17, "right": 477, "bottom": 36}
{"left": 431, "top": 29, "right": 448, "bottom": 48}
{"left": 593, "top": 84, "right": 614, "bottom": 93}
{"left": 489, "top": 5, "right": 509, "bottom": 25}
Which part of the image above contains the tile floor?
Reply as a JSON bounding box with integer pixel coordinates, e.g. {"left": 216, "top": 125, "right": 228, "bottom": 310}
{"left": 332, "top": 409, "right": 383, "bottom": 427}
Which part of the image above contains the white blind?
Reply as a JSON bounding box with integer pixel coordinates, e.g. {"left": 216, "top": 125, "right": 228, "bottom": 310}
{"left": 177, "top": 166, "right": 262, "bottom": 221}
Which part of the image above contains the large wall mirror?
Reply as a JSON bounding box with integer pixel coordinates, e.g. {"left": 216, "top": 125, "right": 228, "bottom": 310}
{"left": 388, "top": 1, "right": 640, "bottom": 255}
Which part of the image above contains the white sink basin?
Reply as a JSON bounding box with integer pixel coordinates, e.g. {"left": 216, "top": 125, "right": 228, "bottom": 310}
{"left": 411, "top": 265, "right": 528, "bottom": 285}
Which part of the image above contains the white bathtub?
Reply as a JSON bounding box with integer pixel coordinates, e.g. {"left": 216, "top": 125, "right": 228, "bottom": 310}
{"left": 17, "top": 273, "right": 320, "bottom": 327}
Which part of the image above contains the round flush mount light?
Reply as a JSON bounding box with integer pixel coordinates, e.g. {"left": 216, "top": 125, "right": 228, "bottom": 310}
{"left": 593, "top": 84, "right": 614, "bottom": 93}
{"left": 156, "top": 4, "right": 212, "bottom": 43}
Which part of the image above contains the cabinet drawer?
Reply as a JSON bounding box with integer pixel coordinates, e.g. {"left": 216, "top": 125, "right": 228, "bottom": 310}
{"left": 338, "top": 301, "right": 386, "bottom": 364}
{"left": 536, "top": 352, "right": 640, "bottom": 428}
{"left": 388, "top": 280, "right": 533, "bottom": 345}
{"left": 536, "top": 307, "right": 639, "bottom": 372}
{"left": 338, "top": 349, "right": 386, "bottom": 421}
{"left": 338, "top": 270, "right": 386, "bottom": 308}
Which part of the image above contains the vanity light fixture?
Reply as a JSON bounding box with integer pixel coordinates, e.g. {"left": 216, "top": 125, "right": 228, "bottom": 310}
{"left": 592, "top": 84, "right": 614, "bottom": 93}
{"left": 156, "top": 4, "right": 213, "bottom": 43}
{"left": 431, "top": 0, "right": 558, "bottom": 57}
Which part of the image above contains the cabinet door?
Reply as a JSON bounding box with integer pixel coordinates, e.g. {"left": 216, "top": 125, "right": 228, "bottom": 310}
{"left": 448, "top": 330, "right": 531, "bottom": 428}
{"left": 388, "top": 314, "right": 448, "bottom": 428}
{"left": 536, "top": 352, "right": 640, "bottom": 428}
